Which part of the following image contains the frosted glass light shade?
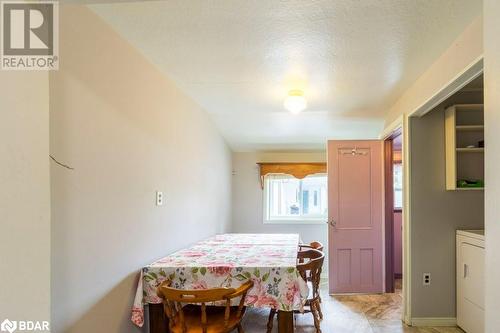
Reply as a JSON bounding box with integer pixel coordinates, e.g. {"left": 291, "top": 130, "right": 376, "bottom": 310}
{"left": 284, "top": 90, "right": 307, "bottom": 114}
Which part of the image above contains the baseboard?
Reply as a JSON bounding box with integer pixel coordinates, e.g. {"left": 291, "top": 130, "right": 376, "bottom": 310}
{"left": 411, "top": 317, "right": 457, "bottom": 327}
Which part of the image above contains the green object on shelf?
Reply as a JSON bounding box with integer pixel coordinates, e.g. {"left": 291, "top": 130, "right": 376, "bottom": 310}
{"left": 457, "top": 179, "right": 484, "bottom": 188}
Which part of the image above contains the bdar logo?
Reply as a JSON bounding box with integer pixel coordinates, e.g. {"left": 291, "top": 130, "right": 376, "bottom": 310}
{"left": 0, "top": 319, "right": 17, "bottom": 333}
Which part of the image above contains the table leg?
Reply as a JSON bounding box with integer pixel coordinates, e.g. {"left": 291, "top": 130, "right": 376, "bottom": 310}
{"left": 277, "top": 310, "right": 294, "bottom": 333}
{"left": 148, "top": 303, "right": 169, "bottom": 333}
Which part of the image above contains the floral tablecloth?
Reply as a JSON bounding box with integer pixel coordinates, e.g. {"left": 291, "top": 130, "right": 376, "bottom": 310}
{"left": 131, "top": 233, "right": 308, "bottom": 327}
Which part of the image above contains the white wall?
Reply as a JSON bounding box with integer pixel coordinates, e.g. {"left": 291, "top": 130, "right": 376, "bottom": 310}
{"left": 50, "top": 5, "right": 231, "bottom": 332}
{"left": 231, "top": 152, "right": 328, "bottom": 273}
{"left": 0, "top": 72, "right": 50, "bottom": 323}
{"left": 384, "top": 15, "right": 483, "bottom": 127}
{"left": 483, "top": 1, "right": 500, "bottom": 331}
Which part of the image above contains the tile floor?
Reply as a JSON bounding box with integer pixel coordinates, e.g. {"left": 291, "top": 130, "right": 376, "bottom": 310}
{"left": 242, "top": 280, "right": 464, "bottom": 333}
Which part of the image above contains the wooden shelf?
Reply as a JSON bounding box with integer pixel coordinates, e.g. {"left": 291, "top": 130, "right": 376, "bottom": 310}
{"left": 452, "top": 104, "right": 484, "bottom": 111}
{"left": 456, "top": 187, "right": 484, "bottom": 191}
{"left": 445, "top": 104, "right": 485, "bottom": 191}
{"left": 456, "top": 148, "right": 484, "bottom": 153}
{"left": 456, "top": 125, "right": 484, "bottom": 131}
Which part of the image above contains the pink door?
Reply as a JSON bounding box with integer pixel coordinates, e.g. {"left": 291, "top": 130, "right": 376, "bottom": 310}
{"left": 328, "top": 140, "right": 384, "bottom": 293}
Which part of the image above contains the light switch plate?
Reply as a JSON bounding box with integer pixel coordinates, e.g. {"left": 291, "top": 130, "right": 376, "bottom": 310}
{"left": 156, "top": 191, "right": 163, "bottom": 206}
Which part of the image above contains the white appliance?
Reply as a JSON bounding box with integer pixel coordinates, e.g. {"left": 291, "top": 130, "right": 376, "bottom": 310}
{"left": 456, "top": 230, "right": 485, "bottom": 333}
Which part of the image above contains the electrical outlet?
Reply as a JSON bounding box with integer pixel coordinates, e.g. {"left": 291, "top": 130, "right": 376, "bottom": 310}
{"left": 156, "top": 191, "right": 164, "bottom": 206}
{"left": 423, "top": 273, "right": 431, "bottom": 286}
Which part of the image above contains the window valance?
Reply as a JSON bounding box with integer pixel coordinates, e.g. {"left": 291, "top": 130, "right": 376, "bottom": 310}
{"left": 257, "top": 162, "right": 327, "bottom": 188}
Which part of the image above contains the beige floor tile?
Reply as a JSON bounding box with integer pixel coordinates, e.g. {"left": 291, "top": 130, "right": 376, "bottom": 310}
{"left": 242, "top": 279, "right": 464, "bottom": 333}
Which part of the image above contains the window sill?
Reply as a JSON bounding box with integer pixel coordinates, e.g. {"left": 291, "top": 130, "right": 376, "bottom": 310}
{"left": 263, "top": 219, "right": 327, "bottom": 225}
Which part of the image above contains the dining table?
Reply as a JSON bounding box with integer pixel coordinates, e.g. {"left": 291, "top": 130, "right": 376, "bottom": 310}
{"left": 131, "top": 233, "right": 309, "bottom": 333}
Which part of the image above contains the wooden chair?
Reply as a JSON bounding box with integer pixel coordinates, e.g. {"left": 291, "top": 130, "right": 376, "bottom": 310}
{"left": 157, "top": 280, "right": 254, "bottom": 333}
{"left": 267, "top": 249, "right": 325, "bottom": 333}
{"left": 298, "top": 241, "right": 325, "bottom": 303}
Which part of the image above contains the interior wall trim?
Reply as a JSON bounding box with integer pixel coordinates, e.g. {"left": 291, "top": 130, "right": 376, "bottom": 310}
{"left": 411, "top": 317, "right": 457, "bottom": 327}
{"left": 381, "top": 115, "right": 404, "bottom": 139}
{"left": 410, "top": 56, "right": 484, "bottom": 118}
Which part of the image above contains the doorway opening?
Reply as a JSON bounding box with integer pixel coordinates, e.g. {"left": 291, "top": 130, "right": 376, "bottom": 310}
{"left": 384, "top": 129, "right": 403, "bottom": 294}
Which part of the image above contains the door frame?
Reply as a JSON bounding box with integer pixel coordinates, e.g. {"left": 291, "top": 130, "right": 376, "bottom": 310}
{"left": 383, "top": 128, "right": 402, "bottom": 293}
{"left": 382, "top": 117, "right": 408, "bottom": 323}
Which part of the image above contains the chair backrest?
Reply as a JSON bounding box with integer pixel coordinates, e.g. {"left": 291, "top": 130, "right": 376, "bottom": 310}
{"left": 299, "top": 241, "right": 324, "bottom": 252}
{"left": 309, "top": 241, "right": 324, "bottom": 252}
{"left": 157, "top": 280, "right": 253, "bottom": 333}
{"left": 297, "top": 249, "right": 325, "bottom": 300}
{"left": 298, "top": 241, "right": 324, "bottom": 265}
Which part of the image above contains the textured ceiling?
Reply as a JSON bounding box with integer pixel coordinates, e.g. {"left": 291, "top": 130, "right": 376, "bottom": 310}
{"left": 89, "top": 0, "right": 481, "bottom": 151}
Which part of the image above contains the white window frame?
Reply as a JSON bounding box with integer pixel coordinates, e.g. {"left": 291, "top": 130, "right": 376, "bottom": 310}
{"left": 262, "top": 173, "right": 328, "bottom": 225}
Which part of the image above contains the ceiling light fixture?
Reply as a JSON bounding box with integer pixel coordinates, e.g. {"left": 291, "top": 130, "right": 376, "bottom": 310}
{"left": 284, "top": 90, "right": 307, "bottom": 114}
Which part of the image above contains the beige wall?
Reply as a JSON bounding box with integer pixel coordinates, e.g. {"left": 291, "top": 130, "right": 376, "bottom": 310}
{"left": 231, "top": 151, "right": 328, "bottom": 273}
{"left": 484, "top": 1, "right": 500, "bottom": 332}
{"left": 385, "top": 15, "right": 483, "bottom": 127}
{"left": 0, "top": 72, "right": 50, "bottom": 323}
{"left": 50, "top": 5, "right": 231, "bottom": 332}
{"left": 409, "top": 90, "right": 484, "bottom": 320}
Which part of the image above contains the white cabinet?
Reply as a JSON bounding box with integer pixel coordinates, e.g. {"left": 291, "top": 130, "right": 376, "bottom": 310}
{"left": 445, "top": 104, "right": 484, "bottom": 190}
{"left": 457, "top": 230, "right": 485, "bottom": 333}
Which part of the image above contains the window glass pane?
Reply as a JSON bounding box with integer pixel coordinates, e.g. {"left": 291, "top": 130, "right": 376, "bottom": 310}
{"left": 268, "top": 176, "right": 300, "bottom": 218}
{"left": 393, "top": 164, "right": 403, "bottom": 209}
{"left": 301, "top": 175, "right": 328, "bottom": 217}
{"left": 265, "top": 173, "right": 327, "bottom": 221}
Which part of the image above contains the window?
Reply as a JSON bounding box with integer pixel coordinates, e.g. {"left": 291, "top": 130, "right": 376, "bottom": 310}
{"left": 394, "top": 163, "right": 403, "bottom": 209}
{"left": 264, "top": 174, "right": 328, "bottom": 224}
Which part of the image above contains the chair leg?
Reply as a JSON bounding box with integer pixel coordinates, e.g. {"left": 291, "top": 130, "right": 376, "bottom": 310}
{"left": 317, "top": 300, "right": 323, "bottom": 320}
{"left": 267, "top": 309, "right": 276, "bottom": 333}
{"left": 237, "top": 323, "right": 244, "bottom": 333}
{"left": 311, "top": 301, "right": 322, "bottom": 333}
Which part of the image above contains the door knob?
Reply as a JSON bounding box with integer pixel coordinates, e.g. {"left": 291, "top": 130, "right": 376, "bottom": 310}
{"left": 329, "top": 219, "right": 337, "bottom": 228}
